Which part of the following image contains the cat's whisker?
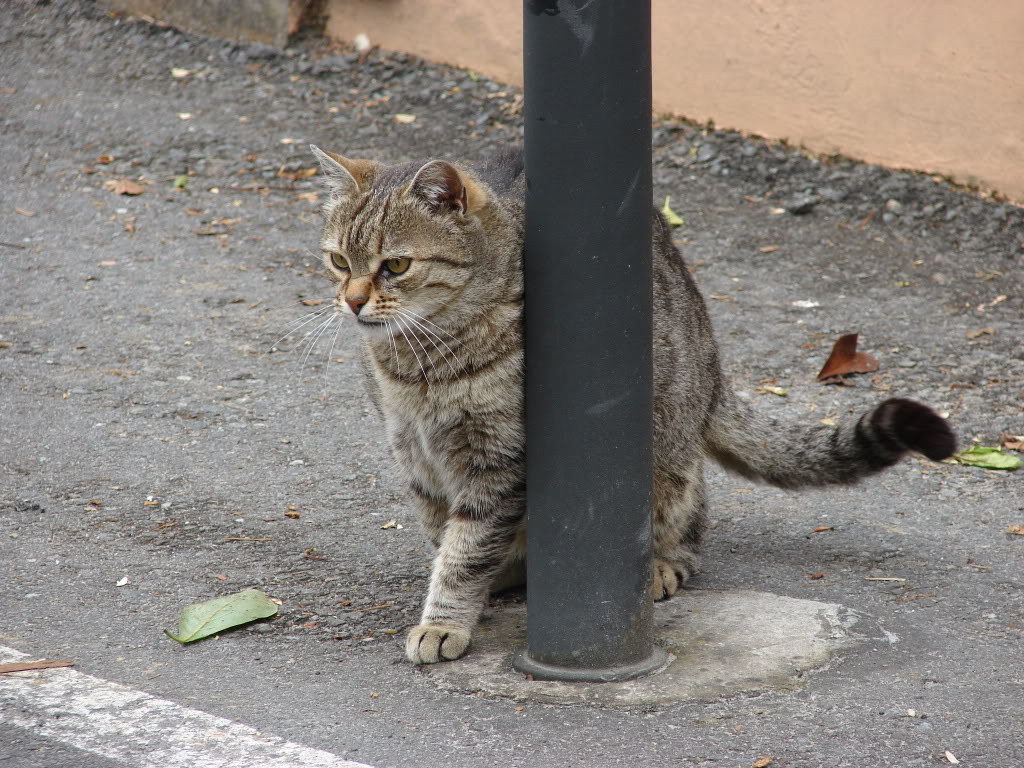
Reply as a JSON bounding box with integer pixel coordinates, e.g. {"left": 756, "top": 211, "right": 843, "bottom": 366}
{"left": 401, "top": 308, "right": 463, "bottom": 345}
{"left": 399, "top": 316, "right": 440, "bottom": 381}
{"left": 398, "top": 310, "right": 462, "bottom": 375}
{"left": 322, "top": 315, "right": 344, "bottom": 394}
{"left": 394, "top": 316, "right": 431, "bottom": 387}
{"left": 384, "top": 318, "right": 402, "bottom": 377}
{"left": 300, "top": 314, "right": 338, "bottom": 370}
{"left": 260, "top": 305, "right": 334, "bottom": 358}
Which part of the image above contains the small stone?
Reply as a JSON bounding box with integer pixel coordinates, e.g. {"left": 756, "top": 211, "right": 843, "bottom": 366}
{"left": 695, "top": 144, "right": 718, "bottom": 164}
{"left": 786, "top": 194, "right": 820, "bottom": 215}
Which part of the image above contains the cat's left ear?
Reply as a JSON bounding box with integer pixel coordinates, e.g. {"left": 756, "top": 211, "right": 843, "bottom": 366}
{"left": 310, "top": 145, "right": 377, "bottom": 200}
{"left": 407, "top": 160, "right": 487, "bottom": 216}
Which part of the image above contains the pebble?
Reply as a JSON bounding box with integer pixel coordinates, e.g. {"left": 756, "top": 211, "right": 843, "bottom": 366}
{"left": 786, "top": 194, "right": 820, "bottom": 215}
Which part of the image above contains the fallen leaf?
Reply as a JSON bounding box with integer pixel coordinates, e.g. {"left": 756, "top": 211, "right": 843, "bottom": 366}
{"left": 105, "top": 178, "right": 145, "bottom": 196}
{"left": 96, "top": 154, "right": 114, "bottom": 164}
{"left": 278, "top": 167, "right": 318, "bottom": 180}
{"left": 115, "top": 576, "right": 129, "bottom": 587}
{"left": 661, "top": 196, "right": 684, "bottom": 227}
{"left": 1006, "top": 525, "right": 1024, "bottom": 536}
{"left": 976, "top": 295, "right": 1006, "bottom": 312}
{"left": 285, "top": 511, "right": 301, "bottom": 519}
{"left": 945, "top": 751, "right": 960, "bottom": 765}
{"left": 174, "top": 175, "right": 189, "bottom": 189}
{"left": 808, "top": 572, "right": 826, "bottom": 580}
{"left": 143, "top": 499, "right": 160, "bottom": 507}
{"left": 756, "top": 386, "right": 788, "bottom": 397}
{"left": 752, "top": 758, "right": 773, "bottom": 768}
{"left": 1000, "top": 435, "right": 1023, "bottom": 451}
{"left": 165, "top": 588, "right": 278, "bottom": 643}
{"left": 14, "top": 207, "right": 35, "bottom": 216}
{"left": 183, "top": 207, "right": 205, "bottom": 216}
{"left": 380, "top": 519, "right": 404, "bottom": 530}
{"left": 769, "top": 207, "right": 786, "bottom": 215}
{"left": 816, "top": 333, "right": 879, "bottom": 381}
{"left": 758, "top": 245, "right": 780, "bottom": 253}
{"left": 812, "top": 526, "right": 833, "bottom": 533}
{"left": 170, "top": 67, "right": 193, "bottom": 78}
{"left": 0, "top": 659, "right": 74, "bottom": 674}
{"left": 393, "top": 113, "right": 417, "bottom": 124}
{"left": 966, "top": 327, "right": 994, "bottom": 339}
{"left": 955, "top": 446, "right": 1021, "bottom": 471}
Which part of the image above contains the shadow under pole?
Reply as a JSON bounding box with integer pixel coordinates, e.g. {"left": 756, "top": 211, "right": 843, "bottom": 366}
{"left": 512, "top": 0, "right": 666, "bottom": 682}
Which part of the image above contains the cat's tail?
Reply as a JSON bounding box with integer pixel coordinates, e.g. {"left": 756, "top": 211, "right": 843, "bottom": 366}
{"left": 704, "top": 391, "right": 957, "bottom": 489}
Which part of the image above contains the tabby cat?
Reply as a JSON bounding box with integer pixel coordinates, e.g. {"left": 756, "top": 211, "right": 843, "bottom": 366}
{"left": 309, "top": 144, "right": 956, "bottom": 665}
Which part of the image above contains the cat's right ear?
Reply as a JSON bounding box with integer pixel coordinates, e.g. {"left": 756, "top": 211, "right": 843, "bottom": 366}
{"left": 310, "top": 145, "right": 376, "bottom": 200}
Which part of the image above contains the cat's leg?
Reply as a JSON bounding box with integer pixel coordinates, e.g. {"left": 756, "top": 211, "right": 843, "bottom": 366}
{"left": 651, "top": 461, "right": 707, "bottom": 600}
{"left": 406, "top": 491, "right": 523, "bottom": 664}
{"left": 408, "top": 479, "right": 448, "bottom": 548}
{"left": 489, "top": 519, "right": 527, "bottom": 594}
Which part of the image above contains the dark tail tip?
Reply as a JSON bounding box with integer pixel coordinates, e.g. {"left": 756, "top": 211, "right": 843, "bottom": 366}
{"left": 876, "top": 398, "right": 957, "bottom": 461}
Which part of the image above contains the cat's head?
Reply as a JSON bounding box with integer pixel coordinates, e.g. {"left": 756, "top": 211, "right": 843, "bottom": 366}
{"left": 311, "top": 146, "right": 518, "bottom": 340}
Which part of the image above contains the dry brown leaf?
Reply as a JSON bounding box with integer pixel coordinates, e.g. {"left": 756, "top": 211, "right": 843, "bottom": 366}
{"left": 808, "top": 572, "right": 826, "bottom": 580}
{"left": 143, "top": 500, "right": 160, "bottom": 506}
{"left": 96, "top": 154, "right": 114, "bottom": 164}
{"left": 816, "top": 333, "right": 879, "bottom": 381}
{"left": 812, "top": 526, "right": 833, "bottom": 533}
{"left": 0, "top": 659, "right": 74, "bottom": 674}
{"left": 1001, "top": 435, "right": 1024, "bottom": 451}
{"left": 966, "top": 327, "right": 994, "bottom": 339}
{"left": 106, "top": 178, "right": 145, "bottom": 196}
{"left": 752, "top": 757, "right": 773, "bottom": 768}
{"left": 1007, "top": 525, "right": 1024, "bottom": 536}
{"left": 278, "top": 167, "right": 318, "bottom": 180}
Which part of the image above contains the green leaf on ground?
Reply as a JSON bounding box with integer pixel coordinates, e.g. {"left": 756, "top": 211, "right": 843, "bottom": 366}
{"left": 165, "top": 588, "right": 278, "bottom": 643}
{"left": 174, "top": 175, "right": 189, "bottom": 189}
{"left": 661, "top": 196, "right": 684, "bottom": 227}
{"left": 955, "top": 446, "right": 1022, "bottom": 471}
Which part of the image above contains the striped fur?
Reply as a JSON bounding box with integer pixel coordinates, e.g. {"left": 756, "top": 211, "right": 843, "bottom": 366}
{"left": 311, "top": 145, "right": 956, "bottom": 665}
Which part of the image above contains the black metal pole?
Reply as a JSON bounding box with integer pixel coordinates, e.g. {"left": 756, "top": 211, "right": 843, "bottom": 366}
{"left": 514, "top": 0, "right": 664, "bottom": 682}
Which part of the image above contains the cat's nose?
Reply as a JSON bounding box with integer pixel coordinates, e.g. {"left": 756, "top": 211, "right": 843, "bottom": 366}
{"left": 346, "top": 295, "right": 369, "bottom": 314}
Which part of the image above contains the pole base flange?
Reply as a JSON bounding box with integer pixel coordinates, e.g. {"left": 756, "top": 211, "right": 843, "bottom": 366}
{"left": 511, "top": 646, "right": 670, "bottom": 683}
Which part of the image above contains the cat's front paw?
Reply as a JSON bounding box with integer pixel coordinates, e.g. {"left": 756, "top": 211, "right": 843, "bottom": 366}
{"left": 406, "top": 623, "right": 471, "bottom": 664}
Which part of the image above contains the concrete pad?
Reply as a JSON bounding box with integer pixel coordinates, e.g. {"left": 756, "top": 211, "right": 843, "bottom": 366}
{"left": 420, "top": 590, "right": 877, "bottom": 708}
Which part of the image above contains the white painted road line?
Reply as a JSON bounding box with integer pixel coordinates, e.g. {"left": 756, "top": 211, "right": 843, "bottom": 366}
{"left": 0, "top": 645, "right": 374, "bottom": 768}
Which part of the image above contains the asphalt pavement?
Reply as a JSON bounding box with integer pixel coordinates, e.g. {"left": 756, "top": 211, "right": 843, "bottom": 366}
{"left": 1, "top": 3, "right": 1022, "bottom": 767}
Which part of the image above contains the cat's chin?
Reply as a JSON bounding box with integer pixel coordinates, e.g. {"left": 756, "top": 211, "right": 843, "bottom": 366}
{"left": 355, "top": 317, "right": 393, "bottom": 339}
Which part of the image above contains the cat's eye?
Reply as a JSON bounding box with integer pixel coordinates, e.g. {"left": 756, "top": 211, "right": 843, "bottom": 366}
{"left": 330, "top": 253, "right": 349, "bottom": 271}
{"left": 384, "top": 257, "right": 411, "bottom": 275}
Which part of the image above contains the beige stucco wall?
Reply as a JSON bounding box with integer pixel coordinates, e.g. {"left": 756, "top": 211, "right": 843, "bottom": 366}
{"left": 325, "top": 0, "right": 1024, "bottom": 202}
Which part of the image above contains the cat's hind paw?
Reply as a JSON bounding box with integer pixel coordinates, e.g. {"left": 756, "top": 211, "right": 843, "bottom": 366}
{"left": 650, "top": 559, "right": 685, "bottom": 601}
{"left": 406, "top": 623, "right": 471, "bottom": 664}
